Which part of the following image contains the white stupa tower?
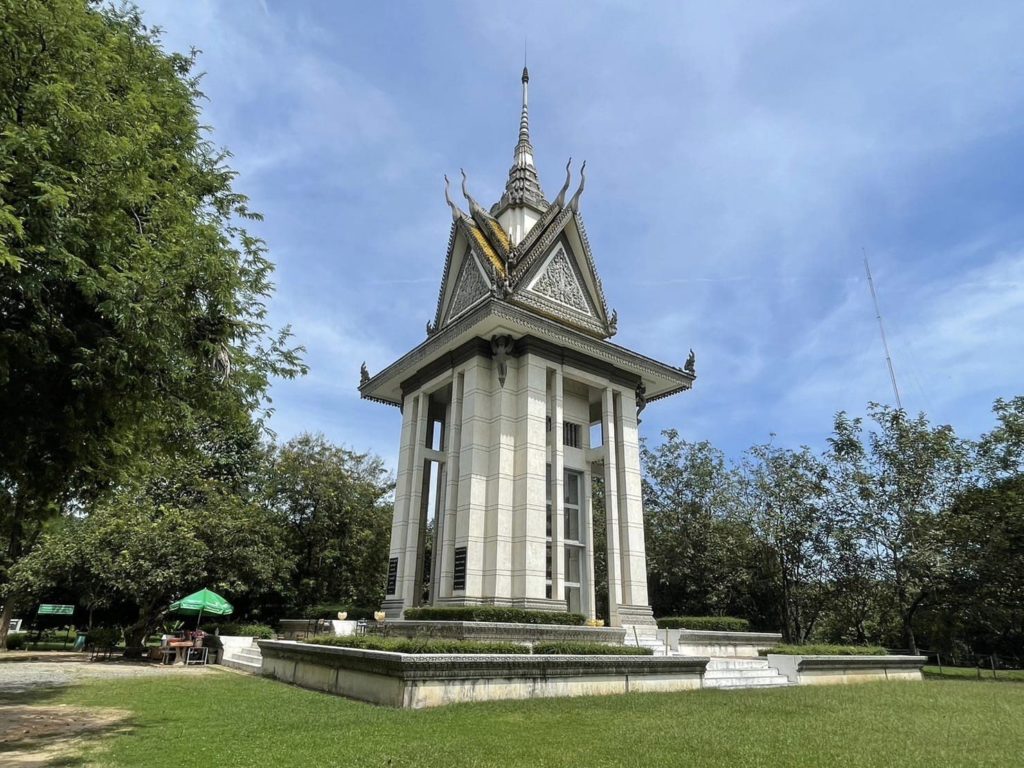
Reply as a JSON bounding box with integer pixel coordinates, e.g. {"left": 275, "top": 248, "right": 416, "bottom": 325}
{"left": 360, "top": 68, "right": 694, "bottom": 627}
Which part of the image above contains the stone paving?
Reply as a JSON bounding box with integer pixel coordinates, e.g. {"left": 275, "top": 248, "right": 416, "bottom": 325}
{"left": 0, "top": 653, "right": 210, "bottom": 695}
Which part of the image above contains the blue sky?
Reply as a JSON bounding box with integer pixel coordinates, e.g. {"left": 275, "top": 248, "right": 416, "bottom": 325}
{"left": 137, "top": 1, "right": 1024, "bottom": 465}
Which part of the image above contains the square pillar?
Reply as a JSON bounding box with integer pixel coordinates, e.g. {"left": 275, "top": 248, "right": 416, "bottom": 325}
{"left": 602, "top": 386, "right": 622, "bottom": 627}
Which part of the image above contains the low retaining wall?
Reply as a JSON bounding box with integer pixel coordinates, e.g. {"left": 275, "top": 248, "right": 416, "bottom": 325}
{"left": 258, "top": 640, "right": 707, "bottom": 708}
{"left": 660, "top": 629, "right": 783, "bottom": 657}
{"left": 380, "top": 620, "right": 626, "bottom": 645}
{"left": 767, "top": 654, "right": 926, "bottom": 685}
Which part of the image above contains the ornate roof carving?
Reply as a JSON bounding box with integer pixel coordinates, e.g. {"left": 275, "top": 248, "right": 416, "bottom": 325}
{"left": 527, "top": 245, "right": 592, "bottom": 316}
{"left": 447, "top": 252, "right": 490, "bottom": 322}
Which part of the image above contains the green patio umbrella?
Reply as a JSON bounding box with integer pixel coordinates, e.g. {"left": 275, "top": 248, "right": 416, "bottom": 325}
{"left": 168, "top": 588, "right": 233, "bottom": 628}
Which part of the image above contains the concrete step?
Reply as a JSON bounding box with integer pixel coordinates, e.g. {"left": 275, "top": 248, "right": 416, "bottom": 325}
{"left": 705, "top": 658, "right": 771, "bottom": 671}
{"left": 221, "top": 656, "right": 262, "bottom": 674}
{"left": 234, "top": 647, "right": 263, "bottom": 661}
{"left": 703, "top": 675, "right": 792, "bottom": 689}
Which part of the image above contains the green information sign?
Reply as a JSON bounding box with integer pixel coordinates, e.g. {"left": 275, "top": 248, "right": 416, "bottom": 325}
{"left": 37, "top": 604, "right": 74, "bottom": 616}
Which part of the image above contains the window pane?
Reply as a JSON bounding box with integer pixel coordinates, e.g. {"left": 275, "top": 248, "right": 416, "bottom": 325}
{"left": 564, "top": 470, "right": 580, "bottom": 506}
{"left": 564, "top": 547, "right": 581, "bottom": 583}
{"left": 565, "top": 508, "right": 579, "bottom": 541}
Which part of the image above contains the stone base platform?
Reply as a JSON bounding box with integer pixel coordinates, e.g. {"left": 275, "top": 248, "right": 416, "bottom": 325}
{"left": 258, "top": 640, "right": 707, "bottom": 709}
{"left": 377, "top": 620, "right": 626, "bottom": 645}
{"left": 767, "top": 654, "right": 926, "bottom": 685}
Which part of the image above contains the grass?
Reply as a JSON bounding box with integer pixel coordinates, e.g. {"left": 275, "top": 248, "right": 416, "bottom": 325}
{"left": 924, "top": 664, "right": 1024, "bottom": 683}
{"left": 28, "top": 670, "right": 1024, "bottom": 767}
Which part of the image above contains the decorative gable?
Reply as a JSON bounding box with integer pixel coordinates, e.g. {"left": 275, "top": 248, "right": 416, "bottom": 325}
{"left": 447, "top": 250, "right": 490, "bottom": 322}
{"left": 526, "top": 244, "right": 594, "bottom": 316}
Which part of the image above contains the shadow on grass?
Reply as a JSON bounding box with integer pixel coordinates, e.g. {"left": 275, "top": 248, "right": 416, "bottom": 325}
{"left": 0, "top": 683, "right": 136, "bottom": 767}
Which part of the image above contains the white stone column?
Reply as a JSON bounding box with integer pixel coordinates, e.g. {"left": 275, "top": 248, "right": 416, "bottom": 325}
{"left": 382, "top": 391, "right": 418, "bottom": 616}
{"left": 602, "top": 386, "right": 622, "bottom": 626}
{"left": 436, "top": 375, "right": 463, "bottom": 599}
{"left": 484, "top": 354, "right": 516, "bottom": 602}
{"left": 512, "top": 353, "right": 548, "bottom": 604}
{"left": 551, "top": 367, "right": 565, "bottom": 601}
{"left": 400, "top": 391, "right": 430, "bottom": 608}
{"left": 582, "top": 461, "right": 596, "bottom": 621}
{"left": 454, "top": 360, "right": 489, "bottom": 600}
{"left": 617, "top": 387, "right": 651, "bottom": 609}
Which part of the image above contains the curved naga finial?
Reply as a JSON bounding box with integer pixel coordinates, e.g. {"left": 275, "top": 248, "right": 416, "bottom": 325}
{"left": 460, "top": 168, "right": 491, "bottom": 219}
{"left": 569, "top": 160, "right": 587, "bottom": 211}
{"left": 444, "top": 174, "right": 465, "bottom": 220}
{"left": 554, "top": 157, "right": 572, "bottom": 208}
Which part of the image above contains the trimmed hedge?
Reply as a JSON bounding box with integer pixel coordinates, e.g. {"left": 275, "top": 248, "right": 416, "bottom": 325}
{"left": 533, "top": 641, "right": 652, "bottom": 656}
{"left": 201, "top": 623, "right": 274, "bottom": 639}
{"left": 762, "top": 644, "right": 887, "bottom": 656}
{"left": 305, "top": 636, "right": 653, "bottom": 656}
{"left": 306, "top": 635, "right": 530, "bottom": 654}
{"left": 655, "top": 616, "right": 751, "bottom": 632}
{"left": 403, "top": 606, "right": 585, "bottom": 626}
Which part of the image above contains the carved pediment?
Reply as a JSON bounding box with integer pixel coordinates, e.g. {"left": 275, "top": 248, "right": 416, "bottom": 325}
{"left": 526, "top": 244, "right": 594, "bottom": 316}
{"left": 447, "top": 250, "right": 490, "bottom": 323}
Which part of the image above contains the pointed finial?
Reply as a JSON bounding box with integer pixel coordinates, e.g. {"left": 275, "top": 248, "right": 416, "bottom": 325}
{"left": 569, "top": 160, "right": 587, "bottom": 211}
{"left": 443, "top": 174, "right": 465, "bottom": 220}
{"left": 499, "top": 65, "right": 547, "bottom": 210}
{"left": 554, "top": 157, "right": 572, "bottom": 208}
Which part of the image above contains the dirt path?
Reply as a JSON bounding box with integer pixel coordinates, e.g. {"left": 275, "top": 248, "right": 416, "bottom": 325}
{"left": 0, "top": 656, "right": 215, "bottom": 765}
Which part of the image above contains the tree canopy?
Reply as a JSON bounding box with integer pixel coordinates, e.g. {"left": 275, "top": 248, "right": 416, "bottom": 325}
{"left": 0, "top": 0, "right": 303, "bottom": 646}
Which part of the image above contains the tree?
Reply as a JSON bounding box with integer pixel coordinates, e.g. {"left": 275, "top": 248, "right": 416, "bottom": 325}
{"left": 13, "top": 415, "right": 290, "bottom": 646}
{"left": 641, "top": 431, "right": 755, "bottom": 619}
{"left": 267, "top": 434, "right": 394, "bottom": 611}
{"left": 0, "top": 1, "right": 303, "bottom": 646}
{"left": 738, "top": 442, "right": 832, "bottom": 643}
{"left": 825, "top": 404, "right": 971, "bottom": 653}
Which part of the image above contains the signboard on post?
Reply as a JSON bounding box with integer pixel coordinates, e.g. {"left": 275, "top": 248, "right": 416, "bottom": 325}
{"left": 37, "top": 604, "right": 74, "bottom": 616}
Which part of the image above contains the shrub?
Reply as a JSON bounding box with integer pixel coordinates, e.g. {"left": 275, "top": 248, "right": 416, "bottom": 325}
{"left": 656, "top": 616, "right": 751, "bottom": 632}
{"left": 306, "top": 604, "right": 378, "bottom": 622}
{"left": 87, "top": 627, "right": 122, "bottom": 647}
{"left": 202, "top": 623, "right": 274, "bottom": 639}
{"left": 403, "top": 606, "right": 585, "bottom": 626}
{"left": 6, "top": 632, "right": 27, "bottom": 650}
{"left": 762, "top": 644, "right": 887, "bottom": 656}
{"left": 532, "top": 641, "right": 652, "bottom": 656}
{"left": 305, "top": 635, "right": 530, "bottom": 654}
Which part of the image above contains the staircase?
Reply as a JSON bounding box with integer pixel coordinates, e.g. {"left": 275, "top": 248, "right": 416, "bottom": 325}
{"left": 622, "top": 626, "right": 791, "bottom": 689}
{"left": 701, "top": 657, "right": 791, "bottom": 689}
{"left": 622, "top": 625, "right": 670, "bottom": 656}
{"left": 221, "top": 640, "right": 263, "bottom": 674}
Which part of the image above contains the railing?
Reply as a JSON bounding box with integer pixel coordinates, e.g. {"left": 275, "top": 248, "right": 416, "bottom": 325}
{"left": 918, "top": 649, "right": 1024, "bottom": 681}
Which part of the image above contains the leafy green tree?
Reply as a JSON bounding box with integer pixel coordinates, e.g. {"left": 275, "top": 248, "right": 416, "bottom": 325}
{"left": 267, "top": 434, "right": 394, "bottom": 611}
{"left": 13, "top": 415, "right": 290, "bottom": 645}
{"left": 825, "top": 404, "right": 971, "bottom": 653}
{"left": 936, "top": 398, "right": 1024, "bottom": 657}
{"left": 0, "top": 1, "right": 302, "bottom": 646}
{"left": 738, "top": 443, "right": 832, "bottom": 642}
{"left": 641, "top": 431, "right": 755, "bottom": 619}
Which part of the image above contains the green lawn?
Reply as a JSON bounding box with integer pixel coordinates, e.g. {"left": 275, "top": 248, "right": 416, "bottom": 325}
{"left": 28, "top": 671, "right": 1024, "bottom": 767}
{"left": 924, "top": 664, "right": 1024, "bottom": 683}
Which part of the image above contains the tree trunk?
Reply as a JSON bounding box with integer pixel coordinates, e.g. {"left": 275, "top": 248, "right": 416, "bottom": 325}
{"left": 0, "top": 599, "right": 15, "bottom": 651}
{"left": 903, "top": 616, "right": 918, "bottom": 655}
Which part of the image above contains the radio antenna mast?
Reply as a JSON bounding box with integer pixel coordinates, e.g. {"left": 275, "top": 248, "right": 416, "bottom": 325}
{"left": 863, "top": 250, "right": 903, "bottom": 410}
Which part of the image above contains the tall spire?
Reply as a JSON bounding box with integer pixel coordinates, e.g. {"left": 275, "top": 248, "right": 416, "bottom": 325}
{"left": 497, "top": 67, "right": 547, "bottom": 212}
